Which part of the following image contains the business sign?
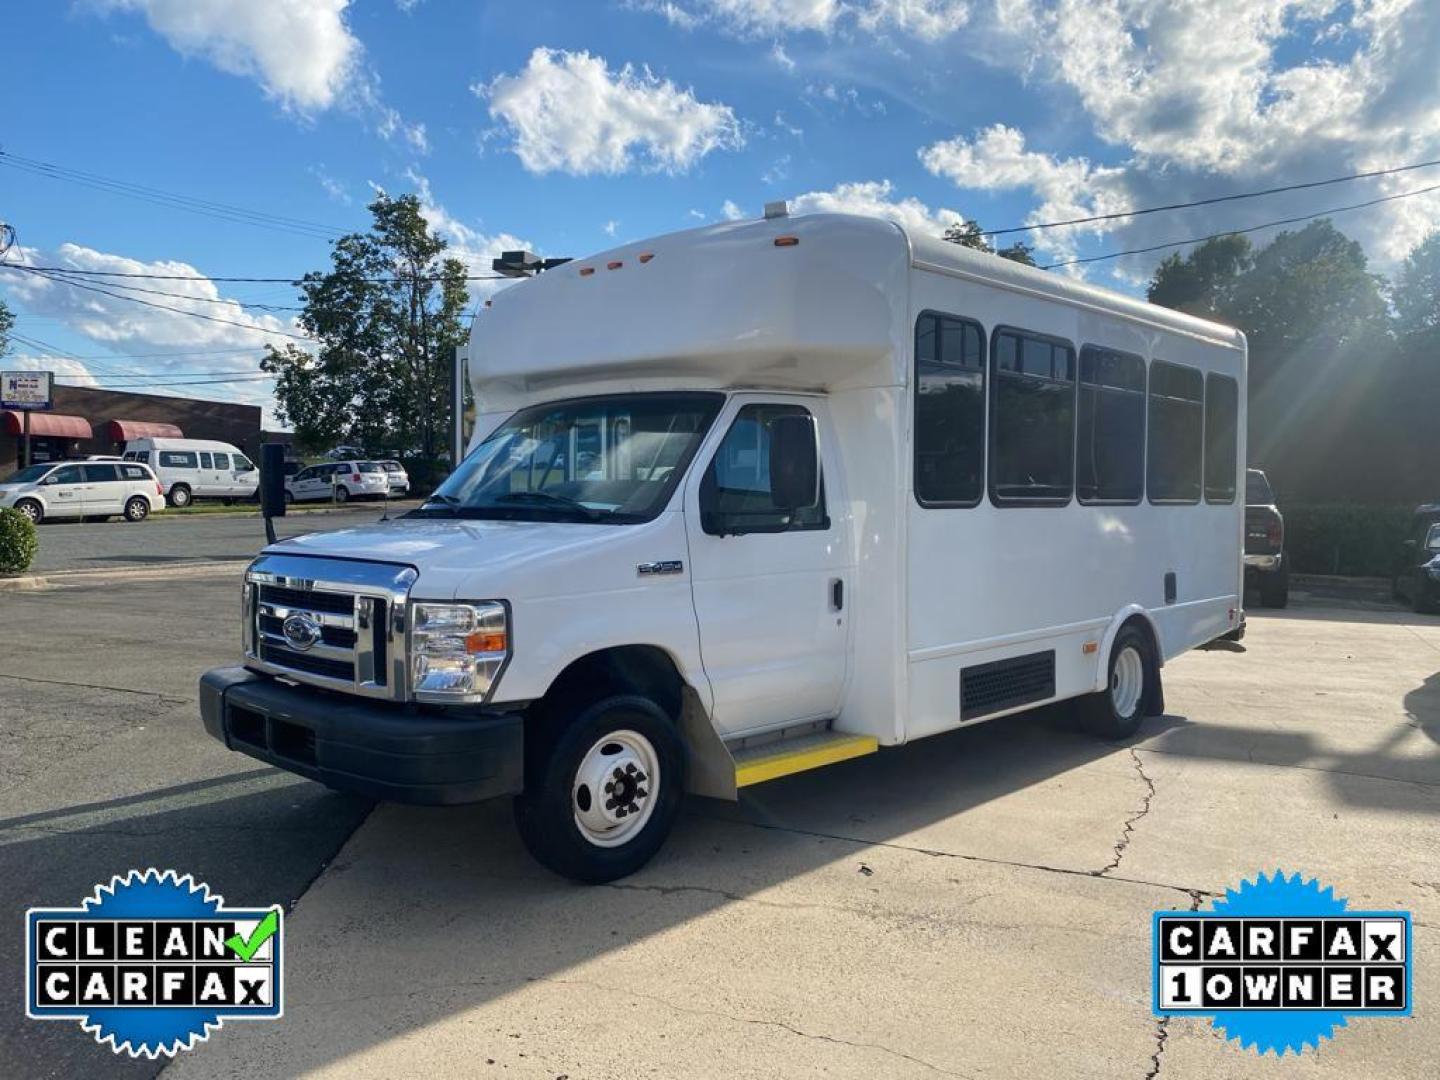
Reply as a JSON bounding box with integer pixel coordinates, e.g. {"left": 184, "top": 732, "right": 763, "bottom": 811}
{"left": 2, "top": 370, "right": 54, "bottom": 411}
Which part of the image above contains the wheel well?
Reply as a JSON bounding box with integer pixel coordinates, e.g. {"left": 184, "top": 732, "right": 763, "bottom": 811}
{"left": 538, "top": 646, "right": 686, "bottom": 725}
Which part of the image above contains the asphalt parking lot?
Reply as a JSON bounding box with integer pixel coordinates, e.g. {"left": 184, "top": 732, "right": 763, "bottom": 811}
{"left": 2, "top": 560, "right": 1436, "bottom": 1078}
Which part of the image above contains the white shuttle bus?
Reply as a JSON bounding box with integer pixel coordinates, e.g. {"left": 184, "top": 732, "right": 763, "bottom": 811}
{"left": 201, "top": 211, "right": 1245, "bottom": 882}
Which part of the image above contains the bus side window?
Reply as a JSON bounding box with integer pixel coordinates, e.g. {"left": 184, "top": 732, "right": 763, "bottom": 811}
{"left": 1077, "top": 346, "right": 1146, "bottom": 505}
{"left": 989, "top": 327, "right": 1076, "bottom": 506}
{"left": 1203, "top": 374, "right": 1239, "bottom": 503}
{"left": 1147, "top": 361, "right": 1204, "bottom": 503}
{"left": 914, "top": 312, "right": 985, "bottom": 507}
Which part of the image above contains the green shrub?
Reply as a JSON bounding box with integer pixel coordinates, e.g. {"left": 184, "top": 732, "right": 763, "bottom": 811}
{"left": 1282, "top": 503, "right": 1414, "bottom": 578}
{"left": 0, "top": 506, "right": 39, "bottom": 575}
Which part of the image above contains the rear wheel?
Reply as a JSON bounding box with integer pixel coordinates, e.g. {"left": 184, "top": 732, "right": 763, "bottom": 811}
{"left": 333, "top": 485, "right": 350, "bottom": 504}
{"left": 514, "top": 694, "right": 685, "bottom": 883}
{"left": 168, "top": 484, "right": 192, "bottom": 508}
{"left": 124, "top": 496, "right": 150, "bottom": 522}
{"left": 14, "top": 499, "right": 43, "bottom": 525}
{"left": 1258, "top": 564, "right": 1289, "bottom": 609}
{"left": 1077, "top": 625, "right": 1157, "bottom": 740}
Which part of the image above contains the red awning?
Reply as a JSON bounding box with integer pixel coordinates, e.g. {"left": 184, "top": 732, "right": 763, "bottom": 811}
{"left": 104, "top": 419, "right": 184, "bottom": 441}
{"left": 0, "top": 410, "right": 93, "bottom": 438}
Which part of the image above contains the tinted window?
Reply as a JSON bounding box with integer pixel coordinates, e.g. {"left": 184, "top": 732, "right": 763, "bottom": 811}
{"left": 990, "top": 328, "right": 1076, "bottom": 504}
{"left": 1147, "top": 361, "right": 1204, "bottom": 503}
{"left": 233, "top": 455, "right": 253, "bottom": 471}
{"left": 914, "top": 312, "right": 985, "bottom": 506}
{"left": 212, "top": 452, "right": 230, "bottom": 470}
{"left": 121, "top": 464, "right": 152, "bottom": 481}
{"left": 1076, "top": 347, "right": 1145, "bottom": 504}
{"left": 293, "top": 468, "right": 314, "bottom": 482}
{"left": 1204, "top": 374, "right": 1239, "bottom": 503}
{"left": 1245, "top": 470, "right": 1274, "bottom": 505}
{"left": 701, "top": 403, "right": 827, "bottom": 534}
{"left": 49, "top": 465, "right": 84, "bottom": 485}
{"left": 358, "top": 462, "right": 383, "bottom": 473}
{"left": 382, "top": 461, "right": 403, "bottom": 473}
{"left": 5, "top": 465, "right": 54, "bottom": 484}
{"left": 134, "top": 450, "right": 149, "bottom": 463}
{"left": 82, "top": 464, "right": 121, "bottom": 483}
{"left": 198, "top": 452, "right": 213, "bottom": 469}
{"left": 159, "top": 451, "right": 197, "bottom": 469}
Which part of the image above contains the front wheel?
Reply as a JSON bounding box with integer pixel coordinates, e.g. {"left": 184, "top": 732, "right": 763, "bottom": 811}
{"left": 333, "top": 485, "right": 349, "bottom": 504}
{"left": 1077, "top": 625, "right": 1157, "bottom": 740}
{"left": 168, "top": 485, "right": 192, "bottom": 508}
{"left": 14, "top": 499, "right": 43, "bottom": 525}
{"left": 124, "top": 496, "right": 150, "bottom": 522}
{"left": 514, "top": 695, "right": 685, "bottom": 883}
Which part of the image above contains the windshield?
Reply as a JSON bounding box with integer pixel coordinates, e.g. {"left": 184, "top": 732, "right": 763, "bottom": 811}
{"left": 1245, "top": 470, "right": 1274, "bottom": 505}
{"left": 3, "top": 465, "right": 54, "bottom": 485}
{"left": 415, "top": 393, "right": 723, "bottom": 524}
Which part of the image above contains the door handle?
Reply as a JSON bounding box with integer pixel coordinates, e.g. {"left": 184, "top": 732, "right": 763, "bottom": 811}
{"left": 830, "top": 578, "right": 844, "bottom": 611}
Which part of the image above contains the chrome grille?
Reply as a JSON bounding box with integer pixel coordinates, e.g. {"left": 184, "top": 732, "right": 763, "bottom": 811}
{"left": 243, "top": 554, "right": 416, "bottom": 700}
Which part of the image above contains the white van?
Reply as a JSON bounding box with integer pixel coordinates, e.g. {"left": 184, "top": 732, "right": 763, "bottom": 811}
{"left": 200, "top": 211, "right": 1245, "bottom": 883}
{"left": 122, "top": 438, "right": 258, "bottom": 507}
{"left": 1, "top": 460, "right": 165, "bottom": 523}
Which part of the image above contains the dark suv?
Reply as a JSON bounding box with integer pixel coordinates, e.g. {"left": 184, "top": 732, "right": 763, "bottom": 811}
{"left": 1245, "top": 468, "right": 1287, "bottom": 608}
{"left": 1393, "top": 504, "right": 1440, "bottom": 613}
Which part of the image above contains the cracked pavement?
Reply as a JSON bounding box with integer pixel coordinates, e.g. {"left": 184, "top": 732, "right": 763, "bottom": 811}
{"left": 3, "top": 567, "right": 1438, "bottom": 1078}
{"left": 167, "top": 583, "right": 1439, "bottom": 1080}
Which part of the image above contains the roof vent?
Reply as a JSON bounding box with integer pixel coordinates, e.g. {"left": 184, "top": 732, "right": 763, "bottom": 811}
{"left": 763, "top": 200, "right": 789, "bottom": 220}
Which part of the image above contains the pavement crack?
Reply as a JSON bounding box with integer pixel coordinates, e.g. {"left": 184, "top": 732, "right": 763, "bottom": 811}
{"left": 0, "top": 671, "right": 189, "bottom": 707}
{"left": 1144, "top": 891, "right": 1201, "bottom": 1079}
{"left": 532, "top": 975, "right": 977, "bottom": 1079}
{"left": 1097, "top": 748, "right": 1157, "bottom": 877}
{"left": 694, "top": 813, "right": 1213, "bottom": 900}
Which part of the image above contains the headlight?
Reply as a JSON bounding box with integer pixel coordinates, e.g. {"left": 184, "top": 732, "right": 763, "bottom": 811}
{"left": 411, "top": 601, "right": 509, "bottom": 700}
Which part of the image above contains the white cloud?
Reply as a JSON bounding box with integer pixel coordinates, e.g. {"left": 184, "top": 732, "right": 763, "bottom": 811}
{"left": 635, "top": 0, "right": 969, "bottom": 39}
{"left": 721, "top": 199, "right": 747, "bottom": 220}
{"left": 771, "top": 41, "right": 798, "bottom": 71}
{"left": 480, "top": 48, "right": 743, "bottom": 175}
{"left": 401, "top": 170, "right": 532, "bottom": 301}
{"left": 920, "top": 124, "right": 1130, "bottom": 264}
{"left": 788, "top": 179, "right": 966, "bottom": 234}
{"left": 98, "top": 0, "right": 360, "bottom": 111}
{"left": 603, "top": 220, "right": 620, "bottom": 237}
{"left": 309, "top": 166, "right": 352, "bottom": 205}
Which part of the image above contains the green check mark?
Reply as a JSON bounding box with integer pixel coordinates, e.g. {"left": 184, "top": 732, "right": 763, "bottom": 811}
{"left": 225, "top": 909, "right": 279, "bottom": 962}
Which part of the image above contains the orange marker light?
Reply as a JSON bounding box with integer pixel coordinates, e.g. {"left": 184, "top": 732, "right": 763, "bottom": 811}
{"left": 607, "top": 260, "right": 624, "bottom": 270}
{"left": 774, "top": 236, "right": 800, "bottom": 247}
{"left": 579, "top": 267, "right": 595, "bottom": 276}
{"left": 638, "top": 252, "right": 655, "bottom": 263}
{"left": 466, "top": 630, "right": 507, "bottom": 654}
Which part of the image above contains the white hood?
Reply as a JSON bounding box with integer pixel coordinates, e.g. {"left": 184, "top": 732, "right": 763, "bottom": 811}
{"left": 265, "top": 514, "right": 676, "bottom": 601}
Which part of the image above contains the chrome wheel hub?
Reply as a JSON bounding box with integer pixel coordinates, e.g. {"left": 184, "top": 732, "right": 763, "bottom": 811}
{"left": 1110, "top": 645, "right": 1145, "bottom": 718}
{"left": 573, "top": 729, "right": 660, "bottom": 848}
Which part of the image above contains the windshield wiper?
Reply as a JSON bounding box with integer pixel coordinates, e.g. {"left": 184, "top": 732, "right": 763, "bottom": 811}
{"left": 492, "top": 491, "right": 602, "bottom": 519}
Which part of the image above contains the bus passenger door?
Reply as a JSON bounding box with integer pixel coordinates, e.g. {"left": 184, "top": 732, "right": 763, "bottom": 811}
{"left": 684, "top": 397, "right": 851, "bottom": 736}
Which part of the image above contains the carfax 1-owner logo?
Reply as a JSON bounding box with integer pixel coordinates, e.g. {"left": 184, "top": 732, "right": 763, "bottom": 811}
{"left": 25, "top": 869, "right": 283, "bottom": 1058}
{"left": 1153, "top": 870, "right": 1412, "bottom": 1055}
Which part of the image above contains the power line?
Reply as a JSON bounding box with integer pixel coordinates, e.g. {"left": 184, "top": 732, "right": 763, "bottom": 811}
{"left": 22, "top": 268, "right": 307, "bottom": 312}
{"left": 984, "top": 156, "right": 1440, "bottom": 238}
{"left": 1, "top": 264, "right": 310, "bottom": 341}
{"left": 0, "top": 150, "right": 348, "bottom": 241}
{"left": 1039, "top": 180, "right": 1440, "bottom": 270}
{"left": 56, "top": 374, "right": 275, "bottom": 389}
{"left": 4, "top": 265, "right": 508, "bottom": 284}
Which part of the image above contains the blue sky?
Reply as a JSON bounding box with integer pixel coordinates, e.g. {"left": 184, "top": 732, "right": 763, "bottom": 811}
{"left": 4, "top": 1, "right": 1438, "bottom": 424}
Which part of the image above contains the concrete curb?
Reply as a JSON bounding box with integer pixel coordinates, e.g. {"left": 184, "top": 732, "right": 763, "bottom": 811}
{"left": 0, "top": 559, "right": 250, "bottom": 592}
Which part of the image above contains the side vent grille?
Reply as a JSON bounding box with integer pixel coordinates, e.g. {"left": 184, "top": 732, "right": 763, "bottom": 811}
{"left": 961, "top": 650, "right": 1056, "bottom": 721}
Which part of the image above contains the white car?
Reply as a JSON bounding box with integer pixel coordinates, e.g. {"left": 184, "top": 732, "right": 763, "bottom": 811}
{"left": 378, "top": 460, "right": 410, "bottom": 495}
{"left": 285, "top": 461, "right": 391, "bottom": 504}
{"left": 122, "top": 437, "right": 258, "bottom": 507}
{"left": 1, "top": 460, "right": 165, "bottom": 524}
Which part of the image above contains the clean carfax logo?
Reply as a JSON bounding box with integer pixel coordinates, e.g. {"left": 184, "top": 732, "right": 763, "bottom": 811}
{"left": 1153, "top": 870, "right": 1411, "bottom": 1055}
{"left": 25, "top": 869, "right": 283, "bottom": 1058}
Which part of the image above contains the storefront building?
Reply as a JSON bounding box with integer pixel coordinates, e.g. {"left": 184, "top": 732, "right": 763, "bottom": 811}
{"left": 0, "top": 385, "right": 263, "bottom": 474}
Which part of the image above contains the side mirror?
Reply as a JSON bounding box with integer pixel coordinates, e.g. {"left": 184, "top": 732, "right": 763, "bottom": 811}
{"left": 768, "top": 414, "right": 820, "bottom": 513}
{"left": 260, "top": 444, "right": 287, "bottom": 523}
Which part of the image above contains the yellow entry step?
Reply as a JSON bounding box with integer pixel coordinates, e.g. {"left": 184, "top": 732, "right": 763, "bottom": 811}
{"left": 732, "top": 730, "right": 879, "bottom": 788}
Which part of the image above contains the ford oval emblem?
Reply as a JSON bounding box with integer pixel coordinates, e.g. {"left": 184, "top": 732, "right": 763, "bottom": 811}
{"left": 282, "top": 613, "right": 322, "bottom": 651}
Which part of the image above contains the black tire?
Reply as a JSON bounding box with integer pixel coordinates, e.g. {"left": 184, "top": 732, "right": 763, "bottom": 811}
{"left": 1077, "top": 624, "right": 1157, "bottom": 740}
{"left": 283, "top": 490, "right": 294, "bottom": 505}
{"left": 333, "top": 485, "right": 350, "bottom": 504}
{"left": 1258, "top": 564, "right": 1289, "bottom": 609}
{"left": 168, "top": 484, "right": 192, "bottom": 508}
{"left": 124, "top": 496, "right": 150, "bottom": 522}
{"left": 222, "top": 498, "right": 235, "bottom": 506}
{"left": 514, "top": 694, "right": 685, "bottom": 884}
{"left": 14, "top": 499, "right": 43, "bottom": 525}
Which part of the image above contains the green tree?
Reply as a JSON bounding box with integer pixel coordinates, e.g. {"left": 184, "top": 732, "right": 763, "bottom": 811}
{"left": 262, "top": 193, "right": 470, "bottom": 461}
{"left": 1392, "top": 231, "right": 1440, "bottom": 336}
{"left": 0, "top": 296, "right": 14, "bottom": 357}
{"left": 943, "top": 221, "right": 1038, "bottom": 267}
{"left": 1146, "top": 235, "right": 1252, "bottom": 318}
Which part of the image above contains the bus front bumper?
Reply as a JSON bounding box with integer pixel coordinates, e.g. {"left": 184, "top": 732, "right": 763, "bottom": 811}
{"left": 199, "top": 666, "right": 524, "bottom": 805}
